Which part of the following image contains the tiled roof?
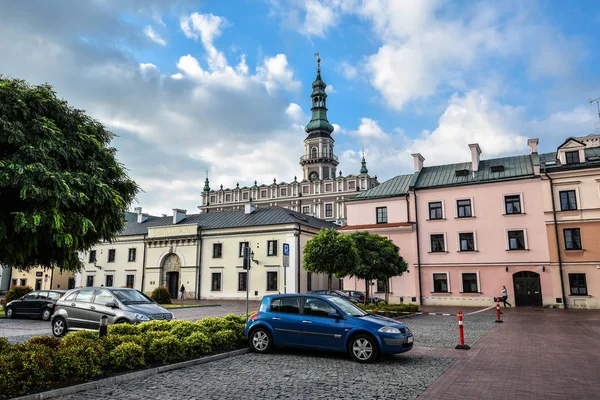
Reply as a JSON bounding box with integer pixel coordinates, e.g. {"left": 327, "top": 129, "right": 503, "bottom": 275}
{"left": 414, "top": 155, "right": 535, "bottom": 189}
{"left": 119, "top": 206, "right": 337, "bottom": 237}
{"left": 351, "top": 174, "right": 412, "bottom": 200}
{"left": 540, "top": 147, "right": 600, "bottom": 171}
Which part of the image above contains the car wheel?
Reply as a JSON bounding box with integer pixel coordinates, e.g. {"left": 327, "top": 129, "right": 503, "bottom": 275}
{"left": 115, "top": 319, "right": 131, "bottom": 324}
{"left": 349, "top": 334, "right": 379, "bottom": 363}
{"left": 52, "top": 317, "right": 67, "bottom": 337}
{"left": 250, "top": 328, "right": 272, "bottom": 353}
{"left": 4, "top": 307, "right": 13, "bottom": 319}
{"left": 41, "top": 308, "right": 52, "bottom": 321}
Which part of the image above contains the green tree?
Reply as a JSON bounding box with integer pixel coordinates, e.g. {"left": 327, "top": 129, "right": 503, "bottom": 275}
{"left": 348, "top": 231, "right": 408, "bottom": 304}
{"left": 0, "top": 77, "right": 139, "bottom": 272}
{"left": 303, "top": 228, "right": 359, "bottom": 292}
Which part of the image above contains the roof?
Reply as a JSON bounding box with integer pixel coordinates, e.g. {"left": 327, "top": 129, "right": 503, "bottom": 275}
{"left": 351, "top": 174, "right": 412, "bottom": 200}
{"left": 337, "top": 222, "right": 412, "bottom": 231}
{"left": 540, "top": 147, "right": 600, "bottom": 172}
{"left": 119, "top": 206, "right": 337, "bottom": 237}
{"left": 414, "top": 154, "right": 535, "bottom": 189}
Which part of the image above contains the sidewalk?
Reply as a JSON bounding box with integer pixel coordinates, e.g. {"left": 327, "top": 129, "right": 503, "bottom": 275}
{"left": 415, "top": 307, "right": 600, "bottom": 400}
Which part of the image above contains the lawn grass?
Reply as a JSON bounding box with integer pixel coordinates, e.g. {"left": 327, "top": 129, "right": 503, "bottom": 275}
{"left": 0, "top": 309, "right": 4, "bottom": 318}
{"left": 162, "top": 303, "right": 220, "bottom": 309}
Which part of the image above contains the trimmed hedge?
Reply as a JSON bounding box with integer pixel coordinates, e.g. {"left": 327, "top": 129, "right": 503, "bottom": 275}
{"left": 0, "top": 314, "right": 246, "bottom": 399}
{"left": 150, "top": 287, "right": 172, "bottom": 304}
{"left": 357, "top": 302, "right": 419, "bottom": 317}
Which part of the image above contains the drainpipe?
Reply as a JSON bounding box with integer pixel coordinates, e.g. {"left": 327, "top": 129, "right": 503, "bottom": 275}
{"left": 141, "top": 234, "right": 147, "bottom": 293}
{"left": 413, "top": 190, "right": 423, "bottom": 305}
{"left": 296, "top": 223, "right": 301, "bottom": 293}
{"left": 545, "top": 172, "right": 567, "bottom": 308}
{"left": 406, "top": 193, "right": 410, "bottom": 221}
{"left": 196, "top": 232, "right": 202, "bottom": 300}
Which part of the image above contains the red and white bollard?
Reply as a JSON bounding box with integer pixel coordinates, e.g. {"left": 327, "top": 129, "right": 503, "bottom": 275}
{"left": 495, "top": 301, "right": 504, "bottom": 323}
{"left": 455, "top": 310, "right": 470, "bottom": 350}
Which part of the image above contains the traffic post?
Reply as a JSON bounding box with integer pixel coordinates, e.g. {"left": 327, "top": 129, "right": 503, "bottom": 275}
{"left": 495, "top": 300, "right": 503, "bottom": 323}
{"left": 455, "top": 310, "right": 470, "bottom": 350}
{"left": 243, "top": 246, "right": 251, "bottom": 322}
{"left": 282, "top": 243, "right": 290, "bottom": 294}
{"left": 99, "top": 315, "right": 108, "bottom": 338}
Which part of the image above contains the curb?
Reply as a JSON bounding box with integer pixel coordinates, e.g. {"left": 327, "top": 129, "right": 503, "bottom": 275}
{"left": 164, "top": 304, "right": 222, "bottom": 310}
{"left": 13, "top": 348, "right": 251, "bottom": 400}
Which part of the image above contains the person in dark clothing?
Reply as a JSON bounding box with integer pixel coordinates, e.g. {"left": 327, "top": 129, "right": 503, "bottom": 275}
{"left": 501, "top": 286, "right": 512, "bottom": 308}
{"left": 180, "top": 284, "right": 185, "bottom": 300}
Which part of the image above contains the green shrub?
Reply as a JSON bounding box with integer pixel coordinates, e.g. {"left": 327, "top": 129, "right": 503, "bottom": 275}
{"left": 61, "top": 330, "right": 101, "bottom": 347}
{"left": 150, "top": 287, "right": 172, "bottom": 304}
{"left": 54, "top": 341, "right": 105, "bottom": 381}
{"left": 138, "top": 320, "right": 171, "bottom": 333}
{"left": 146, "top": 335, "right": 185, "bottom": 364}
{"left": 3, "top": 286, "right": 33, "bottom": 307}
{"left": 25, "top": 336, "right": 61, "bottom": 350}
{"left": 142, "top": 330, "right": 173, "bottom": 344}
{"left": 211, "top": 329, "right": 239, "bottom": 351}
{"left": 0, "top": 352, "right": 19, "bottom": 397}
{"left": 109, "top": 342, "right": 145, "bottom": 371}
{"left": 197, "top": 317, "right": 226, "bottom": 334}
{"left": 357, "top": 302, "right": 419, "bottom": 317}
{"left": 183, "top": 331, "right": 212, "bottom": 357}
{"left": 108, "top": 323, "right": 140, "bottom": 336}
{"left": 0, "top": 337, "right": 10, "bottom": 354}
{"left": 0, "top": 344, "right": 54, "bottom": 398}
{"left": 170, "top": 320, "right": 202, "bottom": 339}
{"left": 102, "top": 334, "right": 145, "bottom": 352}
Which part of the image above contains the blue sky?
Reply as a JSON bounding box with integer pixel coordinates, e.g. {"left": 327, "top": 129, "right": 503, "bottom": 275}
{"left": 1, "top": 0, "right": 599, "bottom": 215}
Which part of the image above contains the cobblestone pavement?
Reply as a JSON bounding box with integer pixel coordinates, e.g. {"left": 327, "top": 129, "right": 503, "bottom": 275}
{"left": 59, "top": 351, "right": 456, "bottom": 400}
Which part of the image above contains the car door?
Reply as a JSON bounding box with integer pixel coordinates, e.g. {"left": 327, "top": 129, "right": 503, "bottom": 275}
{"left": 19, "top": 292, "right": 39, "bottom": 316}
{"left": 69, "top": 288, "right": 97, "bottom": 329}
{"left": 87, "top": 289, "right": 120, "bottom": 330}
{"left": 267, "top": 297, "right": 303, "bottom": 346}
{"left": 34, "top": 291, "right": 49, "bottom": 316}
{"left": 299, "top": 297, "right": 348, "bottom": 351}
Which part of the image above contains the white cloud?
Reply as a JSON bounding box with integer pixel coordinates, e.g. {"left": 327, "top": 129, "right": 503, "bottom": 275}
{"left": 180, "top": 12, "right": 229, "bottom": 71}
{"left": 339, "top": 61, "right": 358, "bottom": 80}
{"left": 286, "top": 103, "right": 305, "bottom": 123}
{"left": 326, "top": 84, "right": 335, "bottom": 93}
{"left": 144, "top": 26, "right": 166, "bottom": 46}
{"left": 256, "top": 54, "right": 301, "bottom": 93}
{"left": 171, "top": 73, "right": 184, "bottom": 80}
{"left": 299, "top": 0, "right": 336, "bottom": 37}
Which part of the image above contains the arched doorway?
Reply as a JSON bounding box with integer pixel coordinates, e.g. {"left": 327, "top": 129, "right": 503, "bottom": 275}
{"left": 161, "top": 253, "right": 181, "bottom": 299}
{"left": 512, "top": 271, "right": 542, "bottom": 307}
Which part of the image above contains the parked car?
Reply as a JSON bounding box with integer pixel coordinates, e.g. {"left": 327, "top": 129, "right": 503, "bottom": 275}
{"left": 4, "top": 290, "right": 66, "bottom": 321}
{"left": 51, "top": 287, "right": 174, "bottom": 337}
{"left": 244, "top": 294, "right": 413, "bottom": 363}
{"left": 309, "top": 289, "right": 359, "bottom": 304}
{"left": 341, "top": 290, "right": 385, "bottom": 304}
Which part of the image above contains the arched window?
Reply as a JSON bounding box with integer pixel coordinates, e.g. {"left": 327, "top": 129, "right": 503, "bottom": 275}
{"left": 311, "top": 147, "right": 318, "bottom": 159}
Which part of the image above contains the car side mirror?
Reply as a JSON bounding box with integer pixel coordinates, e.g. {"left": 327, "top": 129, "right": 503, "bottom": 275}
{"left": 106, "top": 302, "right": 118, "bottom": 309}
{"left": 328, "top": 312, "right": 342, "bottom": 319}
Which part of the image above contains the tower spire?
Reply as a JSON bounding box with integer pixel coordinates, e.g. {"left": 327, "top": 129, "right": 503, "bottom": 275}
{"left": 305, "top": 55, "right": 334, "bottom": 134}
{"left": 360, "top": 150, "right": 369, "bottom": 174}
{"left": 203, "top": 170, "right": 211, "bottom": 192}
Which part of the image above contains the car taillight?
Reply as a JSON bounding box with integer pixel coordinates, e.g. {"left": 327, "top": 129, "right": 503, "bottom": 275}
{"left": 249, "top": 312, "right": 258, "bottom": 320}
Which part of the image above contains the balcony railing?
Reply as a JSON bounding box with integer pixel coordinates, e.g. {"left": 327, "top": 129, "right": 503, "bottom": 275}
{"left": 300, "top": 153, "right": 338, "bottom": 162}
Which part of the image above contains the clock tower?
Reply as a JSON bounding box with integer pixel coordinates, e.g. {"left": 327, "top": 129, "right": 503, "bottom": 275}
{"left": 300, "top": 57, "right": 338, "bottom": 181}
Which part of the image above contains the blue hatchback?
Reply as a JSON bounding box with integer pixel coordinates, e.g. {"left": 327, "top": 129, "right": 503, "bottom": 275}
{"left": 244, "top": 294, "right": 414, "bottom": 363}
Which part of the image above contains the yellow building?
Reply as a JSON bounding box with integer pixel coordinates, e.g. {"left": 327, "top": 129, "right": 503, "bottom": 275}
{"left": 10, "top": 267, "right": 75, "bottom": 291}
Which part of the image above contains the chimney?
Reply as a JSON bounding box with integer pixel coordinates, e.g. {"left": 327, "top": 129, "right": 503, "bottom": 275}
{"left": 468, "top": 143, "right": 482, "bottom": 172}
{"left": 244, "top": 203, "right": 256, "bottom": 214}
{"left": 411, "top": 153, "right": 425, "bottom": 172}
{"left": 527, "top": 138, "right": 539, "bottom": 154}
{"left": 173, "top": 209, "right": 187, "bottom": 224}
{"left": 135, "top": 207, "right": 148, "bottom": 224}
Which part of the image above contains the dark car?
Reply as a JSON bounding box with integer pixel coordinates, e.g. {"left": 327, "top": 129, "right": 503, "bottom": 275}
{"left": 245, "top": 294, "right": 413, "bottom": 363}
{"left": 4, "top": 290, "right": 66, "bottom": 321}
{"left": 309, "top": 289, "right": 359, "bottom": 304}
{"left": 342, "top": 290, "right": 385, "bottom": 304}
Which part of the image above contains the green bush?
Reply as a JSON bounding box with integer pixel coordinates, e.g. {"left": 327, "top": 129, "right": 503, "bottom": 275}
{"left": 141, "top": 330, "right": 173, "bottom": 344}
{"left": 102, "top": 334, "right": 145, "bottom": 352}
{"left": 138, "top": 320, "right": 172, "bottom": 333}
{"left": 53, "top": 340, "right": 105, "bottom": 381}
{"left": 150, "top": 287, "right": 172, "bottom": 304}
{"left": 170, "top": 320, "right": 202, "bottom": 339}
{"left": 357, "top": 302, "right": 419, "bottom": 317}
{"left": 108, "top": 323, "right": 140, "bottom": 336}
{"left": 61, "top": 330, "right": 100, "bottom": 347}
{"left": 183, "top": 331, "right": 212, "bottom": 357}
{"left": 197, "top": 317, "right": 226, "bottom": 334}
{"left": 146, "top": 335, "right": 185, "bottom": 364}
{"left": 0, "top": 344, "right": 52, "bottom": 398}
{"left": 211, "top": 329, "right": 239, "bottom": 351}
{"left": 25, "top": 336, "right": 61, "bottom": 350}
{"left": 3, "top": 286, "right": 33, "bottom": 307}
{"left": 0, "top": 337, "right": 10, "bottom": 354}
{"left": 109, "top": 342, "right": 145, "bottom": 371}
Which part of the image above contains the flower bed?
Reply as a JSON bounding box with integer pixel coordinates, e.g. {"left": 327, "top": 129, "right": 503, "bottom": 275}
{"left": 0, "top": 314, "right": 247, "bottom": 399}
{"left": 357, "top": 302, "right": 419, "bottom": 317}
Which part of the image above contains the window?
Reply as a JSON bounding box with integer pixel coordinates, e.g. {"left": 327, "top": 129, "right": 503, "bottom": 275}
{"left": 302, "top": 186, "right": 309, "bottom": 194}
{"left": 461, "top": 273, "right": 479, "bottom": 293}
{"left": 225, "top": 194, "right": 231, "bottom": 202}
{"left": 238, "top": 272, "right": 247, "bottom": 291}
{"left": 266, "top": 271, "right": 278, "bottom": 291}
{"left": 260, "top": 190, "right": 267, "bottom": 198}
{"left": 569, "top": 273, "right": 587, "bottom": 295}
{"left": 433, "top": 273, "right": 449, "bottom": 293}
{"left": 429, "top": 202, "right": 443, "bottom": 220}
{"left": 23, "top": 293, "right": 37, "bottom": 300}
{"left": 456, "top": 199, "right": 472, "bottom": 218}
{"left": 242, "top": 192, "right": 249, "bottom": 200}
{"left": 459, "top": 232, "right": 475, "bottom": 251}
{"left": 270, "top": 297, "right": 300, "bottom": 314}
{"left": 94, "top": 289, "right": 114, "bottom": 305}
{"left": 507, "top": 230, "right": 526, "bottom": 250}
{"left": 559, "top": 190, "right": 577, "bottom": 211}
{"left": 128, "top": 248, "right": 136, "bottom": 262}
{"left": 455, "top": 169, "right": 469, "bottom": 177}
{"left": 11, "top": 279, "right": 17, "bottom": 286}
{"left": 105, "top": 275, "right": 114, "bottom": 287}
{"left": 108, "top": 249, "right": 115, "bottom": 262}
{"left": 213, "top": 243, "right": 223, "bottom": 258}
{"left": 490, "top": 165, "right": 504, "bottom": 173}
{"left": 239, "top": 242, "right": 249, "bottom": 257}
{"left": 307, "top": 272, "right": 312, "bottom": 291}
{"left": 210, "top": 195, "right": 216, "bottom": 203}
{"left": 267, "top": 240, "right": 278, "bottom": 256}
{"left": 76, "top": 288, "right": 95, "bottom": 303}
{"left": 325, "top": 184, "right": 332, "bottom": 192}
{"left": 504, "top": 195, "right": 522, "bottom": 214}
{"left": 302, "top": 206, "right": 310, "bottom": 214}
{"left": 68, "top": 278, "right": 76, "bottom": 289}
{"left": 20, "top": 278, "right": 27, "bottom": 286}
{"left": 126, "top": 275, "right": 134, "bottom": 288}
{"left": 430, "top": 234, "right": 446, "bottom": 252}
{"left": 281, "top": 188, "right": 287, "bottom": 196}
{"left": 89, "top": 250, "right": 97, "bottom": 263}
{"left": 211, "top": 273, "right": 222, "bottom": 291}
{"left": 48, "top": 292, "right": 62, "bottom": 300}
{"left": 325, "top": 203, "right": 333, "bottom": 218}
{"left": 563, "top": 228, "right": 582, "bottom": 250}
{"left": 565, "top": 151, "right": 580, "bottom": 164}
{"left": 64, "top": 292, "right": 77, "bottom": 302}
{"left": 376, "top": 207, "right": 388, "bottom": 224}
{"left": 348, "top": 181, "right": 356, "bottom": 190}
{"left": 303, "top": 298, "right": 335, "bottom": 317}
{"left": 376, "top": 280, "right": 386, "bottom": 293}
{"left": 86, "top": 275, "right": 94, "bottom": 287}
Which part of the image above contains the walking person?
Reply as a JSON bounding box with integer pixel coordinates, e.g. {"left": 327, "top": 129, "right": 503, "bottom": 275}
{"left": 180, "top": 284, "right": 185, "bottom": 300}
{"left": 501, "top": 285, "right": 512, "bottom": 308}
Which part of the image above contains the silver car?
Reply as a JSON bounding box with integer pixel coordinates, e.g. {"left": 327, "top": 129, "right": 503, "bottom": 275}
{"left": 51, "top": 287, "right": 174, "bottom": 337}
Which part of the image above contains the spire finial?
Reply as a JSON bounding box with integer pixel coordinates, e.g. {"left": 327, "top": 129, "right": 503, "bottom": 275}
{"left": 314, "top": 52, "right": 321, "bottom": 72}
{"left": 360, "top": 150, "right": 369, "bottom": 174}
{"left": 203, "top": 170, "right": 211, "bottom": 192}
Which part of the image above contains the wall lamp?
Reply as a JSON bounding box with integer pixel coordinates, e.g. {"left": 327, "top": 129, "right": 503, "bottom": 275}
{"left": 250, "top": 250, "right": 259, "bottom": 265}
{"left": 542, "top": 266, "right": 546, "bottom": 272}
{"left": 505, "top": 266, "right": 509, "bottom": 273}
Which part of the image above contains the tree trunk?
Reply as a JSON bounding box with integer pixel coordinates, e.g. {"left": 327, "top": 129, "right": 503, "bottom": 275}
{"left": 328, "top": 274, "right": 332, "bottom": 293}
{"left": 364, "top": 279, "right": 369, "bottom": 305}
{"left": 384, "top": 279, "right": 390, "bottom": 305}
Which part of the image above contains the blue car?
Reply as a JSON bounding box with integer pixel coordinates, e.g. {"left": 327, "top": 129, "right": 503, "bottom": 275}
{"left": 244, "top": 294, "right": 414, "bottom": 363}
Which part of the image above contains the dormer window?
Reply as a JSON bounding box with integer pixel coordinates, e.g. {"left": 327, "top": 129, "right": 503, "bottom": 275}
{"left": 565, "top": 151, "right": 580, "bottom": 164}
{"left": 455, "top": 169, "right": 469, "bottom": 177}
{"left": 491, "top": 165, "right": 504, "bottom": 173}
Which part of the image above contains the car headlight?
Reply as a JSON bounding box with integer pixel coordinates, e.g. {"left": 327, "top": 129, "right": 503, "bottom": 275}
{"left": 134, "top": 313, "right": 150, "bottom": 321}
{"left": 378, "top": 326, "right": 403, "bottom": 334}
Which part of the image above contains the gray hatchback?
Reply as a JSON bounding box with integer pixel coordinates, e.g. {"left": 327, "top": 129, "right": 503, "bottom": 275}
{"left": 51, "top": 287, "right": 174, "bottom": 337}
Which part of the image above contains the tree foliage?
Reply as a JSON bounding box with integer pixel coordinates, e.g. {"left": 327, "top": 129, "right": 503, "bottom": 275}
{"left": 348, "top": 231, "right": 408, "bottom": 304}
{"left": 0, "top": 77, "right": 139, "bottom": 272}
{"left": 303, "top": 228, "right": 359, "bottom": 291}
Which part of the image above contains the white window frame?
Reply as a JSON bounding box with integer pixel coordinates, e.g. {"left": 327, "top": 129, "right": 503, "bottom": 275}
{"left": 280, "top": 188, "right": 287, "bottom": 196}
{"left": 427, "top": 200, "right": 446, "bottom": 220}
{"left": 211, "top": 272, "right": 222, "bottom": 292}
{"left": 459, "top": 271, "right": 481, "bottom": 293}
{"left": 302, "top": 205, "right": 311, "bottom": 214}
{"left": 502, "top": 192, "right": 525, "bottom": 215}
{"left": 242, "top": 192, "right": 249, "bottom": 200}
{"left": 557, "top": 187, "right": 581, "bottom": 211}
{"left": 505, "top": 228, "right": 529, "bottom": 250}
{"left": 429, "top": 232, "right": 448, "bottom": 253}
{"left": 431, "top": 272, "right": 450, "bottom": 293}
{"left": 324, "top": 202, "right": 334, "bottom": 218}
{"left": 266, "top": 271, "right": 278, "bottom": 292}
{"left": 457, "top": 230, "right": 477, "bottom": 252}
{"left": 325, "top": 183, "right": 332, "bottom": 192}
{"left": 455, "top": 197, "right": 475, "bottom": 218}
{"left": 348, "top": 181, "right": 356, "bottom": 190}
{"left": 210, "top": 195, "right": 216, "bottom": 203}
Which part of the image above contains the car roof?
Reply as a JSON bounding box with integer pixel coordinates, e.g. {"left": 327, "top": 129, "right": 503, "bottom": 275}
{"left": 263, "top": 293, "right": 335, "bottom": 299}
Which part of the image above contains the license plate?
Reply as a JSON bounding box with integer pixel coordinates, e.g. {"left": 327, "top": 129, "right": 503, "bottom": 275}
{"left": 408, "top": 336, "right": 414, "bottom": 343}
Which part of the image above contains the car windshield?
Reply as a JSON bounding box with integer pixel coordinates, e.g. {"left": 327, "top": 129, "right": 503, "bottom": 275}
{"left": 112, "top": 289, "right": 153, "bottom": 304}
{"left": 328, "top": 296, "right": 368, "bottom": 317}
